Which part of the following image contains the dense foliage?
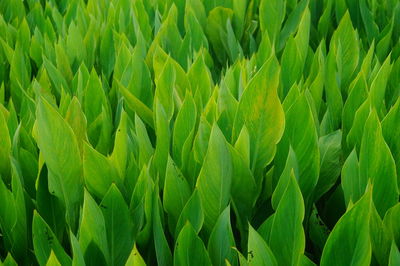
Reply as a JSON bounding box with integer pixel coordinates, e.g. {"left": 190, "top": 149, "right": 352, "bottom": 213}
{"left": 0, "top": 0, "right": 400, "bottom": 265}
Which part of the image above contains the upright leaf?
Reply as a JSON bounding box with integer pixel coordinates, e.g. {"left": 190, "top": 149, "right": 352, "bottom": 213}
{"left": 100, "top": 185, "right": 133, "bottom": 266}
{"left": 247, "top": 225, "right": 277, "bottom": 266}
{"left": 153, "top": 191, "right": 173, "bottom": 266}
{"left": 35, "top": 97, "right": 83, "bottom": 229}
{"left": 79, "top": 190, "right": 110, "bottom": 265}
{"left": 83, "top": 143, "right": 120, "bottom": 199}
{"left": 341, "top": 149, "right": 363, "bottom": 206}
{"left": 389, "top": 241, "right": 400, "bottom": 266}
{"left": 125, "top": 244, "right": 146, "bottom": 266}
{"left": 382, "top": 96, "right": 400, "bottom": 184}
{"left": 0, "top": 108, "right": 11, "bottom": 181}
{"left": 46, "top": 251, "right": 62, "bottom": 266}
{"left": 208, "top": 207, "right": 237, "bottom": 266}
{"left": 259, "top": 0, "right": 285, "bottom": 43}
{"left": 163, "top": 157, "right": 191, "bottom": 232}
{"left": 32, "top": 211, "right": 71, "bottom": 266}
{"left": 320, "top": 190, "right": 373, "bottom": 266}
{"left": 232, "top": 56, "right": 284, "bottom": 176}
{"left": 173, "top": 223, "right": 212, "bottom": 266}
{"left": 330, "top": 11, "right": 359, "bottom": 90}
{"left": 275, "top": 93, "right": 319, "bottom": 205}
{"left": 269, "top": 173, "right": 305, "bottom": 266}
{"left": 359, "top": 111, "right": 398, "bottom": 217}
{"left": 314, "top": 130, "right": 342, "bottom": 200}
{"left": 175, "top": 190, "right": 204, "bottom": 238}
{"left": 196, "top": 124, "right": 232, "bottom": 233}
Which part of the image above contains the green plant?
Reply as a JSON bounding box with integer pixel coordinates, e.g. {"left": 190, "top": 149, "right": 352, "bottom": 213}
{"left": 0, "top": 0, "right": 399, "bottom": 265}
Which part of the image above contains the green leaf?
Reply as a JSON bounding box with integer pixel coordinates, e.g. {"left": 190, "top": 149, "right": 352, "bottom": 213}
{"left": 46, "top": 251, "right": 61, "bottom": 266}
{"left": 369, "top": 204, "right": 391, "bottom": 265}
{"left": 79, "top": 190, "right": 110, "bottom": 265}
{"left": 173, "top": 223, "right": 212, "bottom": 266}
{"left": 329, "top": 11, "right": 359, "bottom": 89}
{"left": 66, "top": 22, "right": 86, "bottom": 64}
{"left": 83, "top": 142, "right": 120, "bottom": 199}
{"left": 359, "top": 0, "right": 379, "bottom": 42}
{"left": 69, "top": 233, "right": 86, "bottom": 266}
{"left": 269, "top": 173, "right": 305, "bottom": 266}
{"left": 259, "top": 0, "right": 285, "bottom": 43}
{"left": 346, "top": 98, "right": 370, "bottom": 152}
{"left": 100, "top": 184, "right": 133, "bottom": 266}
{"left": 32, "top": 211, "right": 72, "bottom": 266}
{"left": 0, "top": 178, "right": 17, "bottom": 258}
{"left": 35, "top": 97, "right": 83, "bottom": 229}
{"left": 10, "top": 43, "right": 30, "bottom": 110}
{"left": 229, "top": 144, "right": 257, "bottom": 233}
{"left": 383, "top": 204, "right": 400, "bottom": 248}
{"left": 299, "top": 255, "right": 316, "bottom": 266}
{"left": 256, "top": 34, "right": 273, "bottom": 70}
{"left": 152, "top": 45, "right": 188, "bottom": 102}
{"left": 42, "top": 56, "right": 68, "bottom": 99}
{"left": 84, "top": 69, "right": 106, "bottom": 125}
{"left": 118, "top": 81, "right": 154, "bottom": 129}
{"left": 306, "top": 43, "right": 325, "bottom": 113}
{"left": 129, "top": 166, "right": 154, "bottom": 243}
{"left": 99, "top": 24, "right": 115, "bottom": 79}
{"left": 308, "top": 207, "right": 330, "bottom": 256}
{"left": 320, "top": 189, "right": 373, "bottom": 266}
{"left": 342, "top": 73, "right": 368, "bottom": 152}
{"left": 232, "top": 0, "right": 247, "bottom": 39}
{"left": 163, "top": 157, "right": 191, "bottom": 233}
{"left": 148, "top": 5, "right": 182, "bottom": 62}
{"left": 191, "top": 116, "right": 212, "bottom": 182}
{"left": 359, "top": 111, "right": 398, "bottom": 217}
{"left": 196, "top": 124, "right": 232, "bottom": 233}
{"left": 125, "top": 244, "right": 146, "bottom": 266}
{"left": 114, "top": 42, "right": 133, "bottom": 86}
{"left": 280, "top": 7, "right": 310, "bottom": 95}
{"left": 205, "top": 7, "right": 234, "bottom": 64}
{"left": 341, "top": 149, "right": 363, "bottom": 207}
{"left": 55, "top": 43, "right": 73, "bottom": 84}
{"left": 272, "top": 146, "right": 299, "bottom": 210}
{"left": 275, "top": 92, "right": 319, "bottom": 205}
{"left": 218, "top": 79, "right": 239, "bottom": 141}
{"left": 232, "top": 56, "right": 284, "bottom": 175}
{"left": 369, "top": 55, "right": 392, "bottom": 112}
{"left": 0, "top": 108, "right": 11, "bottom": 181}
{"left": 324, "top": 50, "right": 343, "bottom": 131}
{"left": 110, "top": 110, "right": 129, "bottom": 179}
{"left": 134, "top": 114, "right": 154, "bottom": 168}
{"left": 382, "top": 98, "right": 400, "bottom": 185}
{"left": 187, "top": 53, "right": 212, "bottom": 109}
{"left": 175, "top": 190, "right": 204, "bottom": 239}
{"left": 183, "top": 7, "right": 208, "bottom": 56}
{"left": 36, "top": 164, "right": 66, "bottom": 242}
{"left": 234, "top": 125, "right": 250, "bottom": 167}
{"left": 314, "top": 130, "right": 342, "bottom": 200}
{"left": 8, "top": 164, "right": 28, "bottom": 259}
{"left": 153, "top": 191, "right": 173, "bottom": 266}
{"left": 376, "top": 21, "right": 393, "bottom": 62}
{"left": 154, "top": 57, "right": 176, "bottom": 121}
{"left": 65, "top": 97, "right": 88, "bottom": 154}
{"left": 208, "top": 207, "right": 237, "bottom": 266}
{"left": 125, "top": 35, "right": 153, "bottom": 108}
{"left": 247, "top": 225, "right": 277, "bottom": 266}
{"left": 2, "top": 253, "right": 18, "bottom": 266}
{"left": 277, "top": 0, "right": 309, "bottom": 52}
{"left": 173, "top": 93, "right": 197, "bottom": 168}
{"left": 152, "top": 100, "right": 171, "bottom": 187}
{"left": 389, "top": 241, "right": 400, "bottom": 266}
